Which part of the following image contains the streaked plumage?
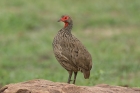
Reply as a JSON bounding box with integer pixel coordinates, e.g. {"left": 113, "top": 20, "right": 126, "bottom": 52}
{"left": 53, "top": 15, "right": 92, "bottom": 84}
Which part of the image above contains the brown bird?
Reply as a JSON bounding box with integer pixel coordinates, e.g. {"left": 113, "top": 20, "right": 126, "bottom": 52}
{"left": 52, "top": 15, "right": 92, "bottom": 84}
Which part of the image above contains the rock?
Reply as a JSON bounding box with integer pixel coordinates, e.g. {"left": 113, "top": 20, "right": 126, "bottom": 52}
{"left": 0, "top": 79, "right": 140, "bottom": 93}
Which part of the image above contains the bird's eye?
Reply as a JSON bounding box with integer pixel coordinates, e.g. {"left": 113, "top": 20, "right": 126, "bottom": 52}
{"left": 64, "top": 17, "right": 68, "bottom": 19}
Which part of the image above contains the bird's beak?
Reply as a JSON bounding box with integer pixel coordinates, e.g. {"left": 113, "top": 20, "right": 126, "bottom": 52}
{"left": 57, "top": 19, "right": 61, "bottom": 22}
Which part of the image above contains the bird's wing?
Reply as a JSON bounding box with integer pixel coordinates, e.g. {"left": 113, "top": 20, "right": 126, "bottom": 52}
{"left": 53, "top": 34, "right": 92, "bottom": 71}
{"left": 70, "top": 36, "right": 92, "bottom": 71}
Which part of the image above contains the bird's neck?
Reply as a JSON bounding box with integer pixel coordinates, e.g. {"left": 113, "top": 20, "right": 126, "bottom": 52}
{"left": 63, "top": 21, "right": 73, "bottom": 34}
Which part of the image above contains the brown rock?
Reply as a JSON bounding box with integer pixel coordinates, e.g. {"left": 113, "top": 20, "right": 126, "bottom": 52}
{"left": 0, "top": 79, "right": 140, "bottom": 93}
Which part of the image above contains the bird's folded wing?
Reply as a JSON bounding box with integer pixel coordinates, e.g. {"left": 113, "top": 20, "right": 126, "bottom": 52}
{"left": 71, "top": 38, "right": 92, "bottom": 71}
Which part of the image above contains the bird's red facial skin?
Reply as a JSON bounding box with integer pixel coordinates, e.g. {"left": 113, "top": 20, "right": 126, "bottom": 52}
{"left": 60, "top": 16, "right": 69, "bottom": 28}
{"left": 64, "top": 22, "right": 68, "bottom": 27}
{"left": 61, "top": 16, "right": 69, "bottom": 22}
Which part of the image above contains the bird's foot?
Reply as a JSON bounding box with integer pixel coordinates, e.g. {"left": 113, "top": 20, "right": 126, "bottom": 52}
{"left": 67, "top": 80, "right": 73, "bottom": 84}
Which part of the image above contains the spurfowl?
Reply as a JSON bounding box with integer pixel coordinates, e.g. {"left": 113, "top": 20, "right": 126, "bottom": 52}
{"left": 52, "top": 15, "right": 92, "bottom": 84}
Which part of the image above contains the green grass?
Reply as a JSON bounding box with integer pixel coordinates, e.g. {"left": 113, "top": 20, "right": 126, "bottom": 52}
{"left": 0, "top": 0, "right": 140, "bottom": 87}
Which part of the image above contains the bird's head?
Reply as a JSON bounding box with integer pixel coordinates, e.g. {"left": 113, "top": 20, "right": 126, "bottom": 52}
{"left": 58, "top": 15, "right": 72, "bottom": 28}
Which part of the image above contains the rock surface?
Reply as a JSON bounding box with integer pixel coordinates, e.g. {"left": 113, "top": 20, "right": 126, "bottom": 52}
{"left": 0, "top": 79, "right": 140, "bottom": 93}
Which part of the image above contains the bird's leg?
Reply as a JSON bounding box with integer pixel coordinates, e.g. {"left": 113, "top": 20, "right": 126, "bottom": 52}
{"left": 73, "top": 72, "right": 77, "bottom": 84}
{"left": 67, "top": 71, "right": 73, "bottom": 84}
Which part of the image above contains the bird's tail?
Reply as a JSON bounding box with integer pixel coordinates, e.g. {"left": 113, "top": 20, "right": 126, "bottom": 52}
{"left": 83, "top": 70, "right": 90, "bottom": 79}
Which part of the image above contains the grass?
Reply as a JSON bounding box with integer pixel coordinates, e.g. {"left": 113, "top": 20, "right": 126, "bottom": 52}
{"left": 0, "top": 0, "right": 140, "bottom": 87}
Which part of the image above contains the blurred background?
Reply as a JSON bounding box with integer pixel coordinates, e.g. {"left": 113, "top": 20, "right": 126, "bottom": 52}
{"left": 0, "top": 0, "right": 140, "bottom": 87}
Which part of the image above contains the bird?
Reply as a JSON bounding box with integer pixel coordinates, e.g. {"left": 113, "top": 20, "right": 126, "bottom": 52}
{"left": 52, "top": 15, "right": 92, "bottom": 84}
